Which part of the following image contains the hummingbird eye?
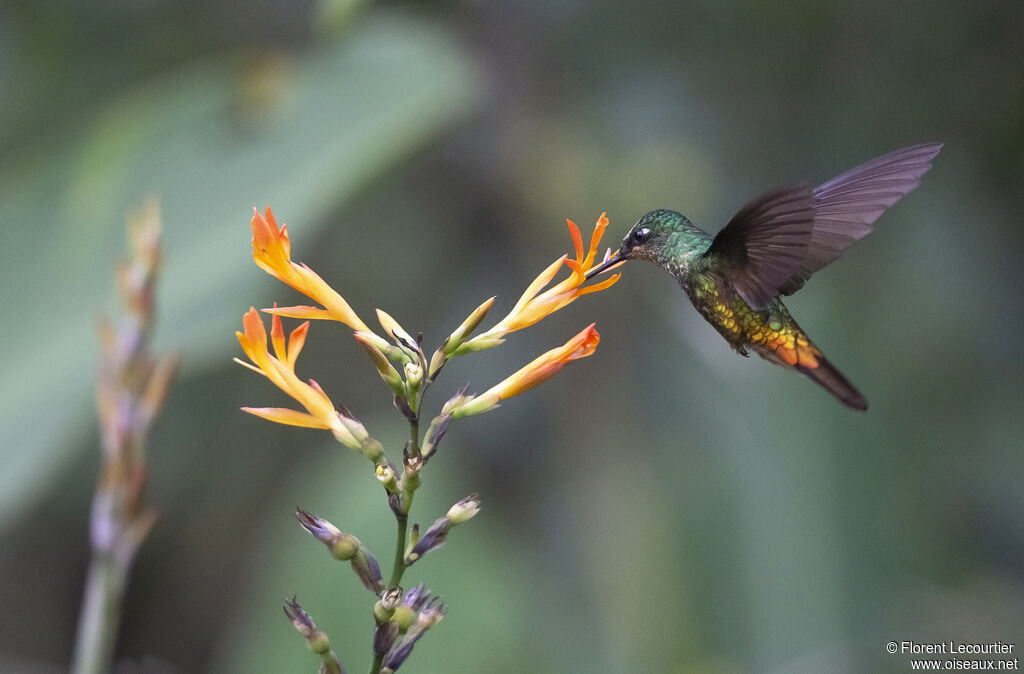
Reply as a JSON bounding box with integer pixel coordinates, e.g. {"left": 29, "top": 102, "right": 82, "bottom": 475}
{"left": 632, "top": 227, "right": 651, "bottom": 245}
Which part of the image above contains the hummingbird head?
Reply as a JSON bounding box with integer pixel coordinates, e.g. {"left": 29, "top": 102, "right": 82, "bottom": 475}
{"left": 585, "top": 209, "right": 692, "bottom": 279}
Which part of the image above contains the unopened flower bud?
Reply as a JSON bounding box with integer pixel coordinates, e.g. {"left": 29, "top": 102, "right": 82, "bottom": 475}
{"left": 446, "top": 494, "right": 481, "bottom": 525}
{"left": 404, "top": 523, "right": 420, "bottom": 558}
{"left": 362, "top": 438, "right": 384, "bottom": 463}
{"left": 376, "top": 309, "right": 419, "bottom": 359}
{"left": 444, "top": 297, "right": 495, "bottom": 356}
{"left": 393, "top": 582, "right": 429, "bottom": 632}
{"left": 295, "top": 510, "right": 359, "bottom": 561}
{"left": 284, "top": 596, "right": 317, "bottom": 638}
{"left": 417, "top": 596, "right": 447, "bottom": 631}
{"left": 373, "top": 620, "right": 399, "bottom": 658}
{"left": 440, "top": 385, "right": 472, "bottom": 416}
{"left": 337, "top": 406, "right": 369, "bottom": 443}
{"left": 420, "top": 413, "right": 452, "bottom": 461}
{"left": 393, "top": 395, "right": 417, "bottom": 422}
{"left": 448, "top": 392, "right": 500, "bottom": 418}
{"left": 284, "top": 597, "right": 344, "bottom": 672}
{"left": 427, "top": 348, "right": 447, "bottom": 380}
{"left": 406, "top": 517, "right": 449, "bottom": 566}
{"left": 351, "top": 547, "right": 384, "bottom": 593}
{"left": 382, "top": 635, "right": 422, "bottom": 672}
{"left": 453, "top": 336, "right": 505, "bottom": 355}
{"left": 356, "top": 330, "right": 411, "bottom": 366}
{"left": 354, "top": 332, "right": 405, "bottom": 396}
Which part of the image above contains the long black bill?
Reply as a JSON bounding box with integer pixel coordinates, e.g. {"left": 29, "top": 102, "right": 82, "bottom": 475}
{"left": 584, "top": 254, "right": 625, "bottom": 280}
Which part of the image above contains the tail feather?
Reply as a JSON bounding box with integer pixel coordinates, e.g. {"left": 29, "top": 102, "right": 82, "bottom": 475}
{"left": 796, "top": 356, "right": 868, "bottom": 410}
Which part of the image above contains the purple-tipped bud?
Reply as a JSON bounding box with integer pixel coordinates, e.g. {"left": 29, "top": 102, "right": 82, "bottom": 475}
{"left": 440, "top": 384, "right": 471, "bottom": 416}
{"left": 393, "top": 395, "right": 417, "bottom": 422}
{"left": 283, "top": 597, "right": 337, "bottom": 663}
{"left": 284, "top": 596, "right": 317, "bottom": 637}
{"left": 296, "top": 509, "right": 359, "bottom": 561}
{"left": 393, "top": 582, "right": 430, "bottom": 632}
{"left": 382, "top": 631, "right": 425, "bottom": 671}
{"left": 387, "top": 492, "right": 404, "bottom": 517}
{"left": 417, "top": 596, "right": 447, "bottom": 631}
{"left": 420, "top": 413, "right": 452, "bottom": 462}
{"left": 406, "top": 517, "right": 450, "bottom": 566}
{"left": 373, "top": 621, "right": 400, "bottom": 658}
{"left": 445, "top": 494, "right": 480, "bottom": 525}
{"left": 351, "top": 547, "right": 384, "bottom": 593}
{"left": 381, "top": 592, "right": 446, "bottom": 671}
{"left": 401, "top": 582, "right": 430, "bottom": 610}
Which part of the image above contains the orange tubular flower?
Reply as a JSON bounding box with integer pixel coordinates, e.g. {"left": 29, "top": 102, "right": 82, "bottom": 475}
{"left": 450, "top": 324, "right": 600, "bottom": 417}
{"left": 466, "top": 213, "right": 620, "bottom": 348}
{"left": 235, "top": 307, "right": 362, "bottom": 447}
{"left": 250, "top": 207, "right": 371, "bottom": 332}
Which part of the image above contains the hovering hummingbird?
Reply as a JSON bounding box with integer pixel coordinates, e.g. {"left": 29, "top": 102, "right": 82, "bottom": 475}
{"left": 585, "top": 143, "right": 943, "bottom": 410}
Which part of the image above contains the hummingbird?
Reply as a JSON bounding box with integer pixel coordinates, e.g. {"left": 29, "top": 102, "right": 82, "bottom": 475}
{"left": 585, "top": 143, "right": 943, "bottom": 410}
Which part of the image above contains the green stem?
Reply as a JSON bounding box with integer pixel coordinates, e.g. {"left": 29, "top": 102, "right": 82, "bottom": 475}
{"left": 408, "top": 412, "right": 420, "bottom": 457}
{"left": 368, "top": 653, "right": 385, "bottom": 674}
{"left": 388, "top": 513, "right": 408, "bottom": 589}
{"left": 71, "top": 551, "right": 126, "bottom": 674}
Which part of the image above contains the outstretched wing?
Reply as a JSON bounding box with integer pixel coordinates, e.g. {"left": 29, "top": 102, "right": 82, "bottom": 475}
{"left": 703, "top": 184, "right": 817, "bottom": 310}
{"left": 706, "top": 143, "right": 943, "bottom": 308}
{"left": 780, "top": 142, "right": 943, "bottom": 295}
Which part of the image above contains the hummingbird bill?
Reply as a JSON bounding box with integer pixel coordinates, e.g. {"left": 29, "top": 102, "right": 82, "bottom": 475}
{"left": 585, "top": 143, "right": 943, "bottom": 410}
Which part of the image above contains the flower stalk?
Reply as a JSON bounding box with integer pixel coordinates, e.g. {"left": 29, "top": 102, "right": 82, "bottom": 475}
{"left": 236, "top": 208, "right": 618, "bottom": 672}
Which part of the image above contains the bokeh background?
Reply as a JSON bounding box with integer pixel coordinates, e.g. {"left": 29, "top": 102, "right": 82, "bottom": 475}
{"left": 2, "top": 1, "right": 1022, "bottom": 672}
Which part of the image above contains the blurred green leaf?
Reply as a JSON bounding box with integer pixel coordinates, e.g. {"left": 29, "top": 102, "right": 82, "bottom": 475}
{"left": 0, "top": 12, "right": 480, "bottom": 531}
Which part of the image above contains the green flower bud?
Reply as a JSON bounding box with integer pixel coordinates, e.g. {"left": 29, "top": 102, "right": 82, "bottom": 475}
{"left": 444, "top": 296, "right": 495, "bottom": 355}
{"left": 306, "top": 630, "right": 330, "bottom": 655}
{"left": 354, "top": 332, "right": 405, "bottom": 396}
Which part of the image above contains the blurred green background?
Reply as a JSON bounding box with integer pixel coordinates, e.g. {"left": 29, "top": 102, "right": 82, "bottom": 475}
{"left": 1, "top": 1, "right": 1022, "bottom": 672}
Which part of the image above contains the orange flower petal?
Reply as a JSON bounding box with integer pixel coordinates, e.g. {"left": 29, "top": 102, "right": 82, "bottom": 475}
{"left": 286, "top": 322, "right": 310, "bottom": 370}
{"left": 574, "top": 272, "right": 620, "bottom": 295}
{"left": 566, "top": 218, "right": 584, "bottom": 261}
{"left": 241, "top": 307, "right": 267, "bottom": 356}
{"left": 270, "top": 312, "right": 286, "bottom": 362}
{"left": 263, "top": 305, "right": 336, "bottom": 321}
{"left": 241, "top": 407, "right": 329, "bottom": 429}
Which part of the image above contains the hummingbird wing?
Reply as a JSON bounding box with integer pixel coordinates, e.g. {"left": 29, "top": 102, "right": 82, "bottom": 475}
{"left": 703, "top": 184, "right": 817, "bottom": 310}
{"left": 778, "top": 142, "right": 943, "bottom": 295}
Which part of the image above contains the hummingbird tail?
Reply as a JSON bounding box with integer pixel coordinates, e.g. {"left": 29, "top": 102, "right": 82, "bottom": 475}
{"left": 797, "top": 356, "right": 868, "bottom": 411}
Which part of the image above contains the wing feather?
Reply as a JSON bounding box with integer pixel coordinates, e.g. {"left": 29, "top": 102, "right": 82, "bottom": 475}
{"left": 705, "top": 185, "right": 816, "bottom": 310}
{"left": 780, "top": 142, "right": 943, "bottom": 294}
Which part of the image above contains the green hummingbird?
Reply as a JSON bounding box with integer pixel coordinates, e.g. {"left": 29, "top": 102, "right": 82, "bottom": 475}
{"left": 585, "top": 143, "right": 943, "bottom": 410}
